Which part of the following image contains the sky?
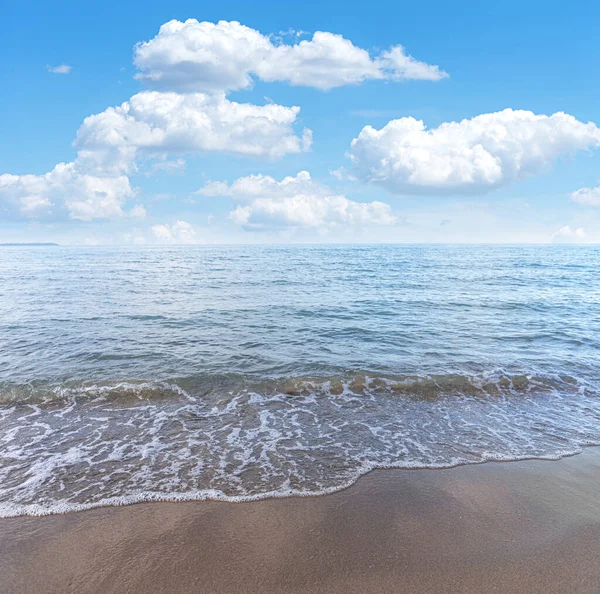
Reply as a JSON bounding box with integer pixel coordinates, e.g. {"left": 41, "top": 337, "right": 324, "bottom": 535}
{"left": 2, "top": 0, "right": 600, "bottom": 245}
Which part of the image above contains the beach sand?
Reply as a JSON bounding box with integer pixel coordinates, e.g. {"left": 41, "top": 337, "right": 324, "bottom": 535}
{"left": 2, "top": 449, "right": 600, "bottom": 594}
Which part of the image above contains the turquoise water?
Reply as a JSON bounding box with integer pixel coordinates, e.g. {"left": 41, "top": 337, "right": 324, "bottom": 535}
{"left": 1, "top": 245, "right": 599, "bottom": 515}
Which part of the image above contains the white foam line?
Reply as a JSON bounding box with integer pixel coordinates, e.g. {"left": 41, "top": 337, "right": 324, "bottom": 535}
{"left": 0, "top": 445, "right": 592, "bottom": 519}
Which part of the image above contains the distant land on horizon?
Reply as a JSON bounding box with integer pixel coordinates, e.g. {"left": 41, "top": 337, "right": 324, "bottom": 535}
{"left": 0, "top": 243, "right": 60, "bottom": 246}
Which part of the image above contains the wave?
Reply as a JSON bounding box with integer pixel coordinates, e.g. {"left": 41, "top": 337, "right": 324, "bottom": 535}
{"left": 0, "top": 371, "right": 598, "bottom": 518}
{"left": 0, "top": 371, "right": 586, "bottom": 406}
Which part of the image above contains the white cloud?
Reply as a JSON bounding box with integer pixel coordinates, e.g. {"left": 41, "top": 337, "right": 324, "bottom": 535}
{"left": 230, "top": 195, "right": 396, "bottom": 230}
{"left": 151, "top": 220, "right": 197, "bottom": 243}
{"left": 375, "top": 46, "right": 447, "bottom": 81}
{"left": 128, "top": 204, "right": 147, "bottom": 219}
{"left": 75, "top": 91, "right": 311, "bottom": 173}
{"left": 328, "top": 166, "right": 356, "bottom": 181}
{"left": 551, "top": 225, "right": 586, "bottom": 243}
{"left": 46, "top": 64, "right": 72, "bottom": 74}
{"left": 1, "top": 91, "right": 310, "bottom": 220}
{"left": 257, "top": 34, "right": 447, "bottom": 90}
{"left": 348, "top": 109, "right": 600, "bottom": 195}
{"left": 329, "top": 168, "right": 345, "bottom": 181}
{"left": 570, "top": 185, "right": 600, "bottom": 206}
{"left": 0, "top": 163, "right": 134, "bottom": 221}
{"left": 134, "top": 19, "right": 447, "bottom": 92}
{"left": 5, "top": 20, "right": 445, "bottom": 227}
{"left": 123, "top": 221, "right": 205, "bottom": 245}
{"left": 197, "top": 170, "right": 327, "bottom": 201}
{"left": 143, "top": 157, "right": 186, "bottom": 177}
{"left": 196, "top": 180, "right": 231, "bottom": 197}
{"left": 199, "top": 171, "right": 396, "bottom": 230}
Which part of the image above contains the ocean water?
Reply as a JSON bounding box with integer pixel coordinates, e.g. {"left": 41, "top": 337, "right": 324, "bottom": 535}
{"left": 1, "top": 244, "right": 599, "bottom": 517}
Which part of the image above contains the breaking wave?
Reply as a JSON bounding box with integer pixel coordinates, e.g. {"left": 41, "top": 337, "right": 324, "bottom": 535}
{"left": 1, "top": 371, "right": 599, "bottom": 517}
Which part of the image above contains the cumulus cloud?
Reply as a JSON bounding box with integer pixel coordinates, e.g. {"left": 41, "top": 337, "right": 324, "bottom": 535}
{"left": 348, "top": 109, "right": 600, "bottom": 195}
{"left": 4, "top": 19, "right": 325, "bottom": 223}
{"left": 0, "top": 163, "right": 135, "bottom": 220}
{"left": 570, "top": 185, "right": 600, "bottom": 206}
{"left": 3, "top": 19, "right": 445, "bottom": 225}
{"left": 1, "top": 91, "right": 310, "bottom": 220}
{"left": 46, "top": 64, "right": 72, "bottom": 74}
{"left": 75, "top": 91, "right": 311, "bottom": 173}
{"left": 229, "top": 195, "right": 396, "bottom": 230}
{"left": 134, "top": 19, "right": 447, "bottom": 92}
{"left": 197, "top": 170, "right": 327, "bottom": 200}
{"left": 128, "top": 204, "right": 147, "bottom": 219}
{"left": 551, "top": 225, "right": 586, "bottom": 243}
{"left": 151, "top": 220, "right": 197, "bottom": 243}
{"left": 199, "top": 171, "right": 396, "bottom": 230}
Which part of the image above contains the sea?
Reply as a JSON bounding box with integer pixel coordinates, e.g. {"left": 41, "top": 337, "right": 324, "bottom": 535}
{"left": 1, "top": 244, "right": 599, "bottom": 517}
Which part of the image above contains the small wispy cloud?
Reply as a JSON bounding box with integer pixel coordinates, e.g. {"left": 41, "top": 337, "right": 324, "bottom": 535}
{"left": 143, "top": 158, "right": 186, "bottom": 177}
{"left": 46, "top": 64, "right": 72, "bottom": 75}
{"left": 328, "top": 167, "right": 357, "bottom": 182}
{"left": 270, "top": 28, "right": 308, "bottom": 44}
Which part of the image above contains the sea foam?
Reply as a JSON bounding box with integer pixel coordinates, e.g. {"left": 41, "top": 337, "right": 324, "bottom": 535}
{"left": 0, "top": 373, "right": 598, "bottom": 517}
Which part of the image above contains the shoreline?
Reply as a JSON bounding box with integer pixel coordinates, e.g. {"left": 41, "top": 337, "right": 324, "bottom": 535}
{"left": 0, "top": 447, "right": 594, "bottom": 519}
{"left": 3, "top": 449, "right": 600, "bottom": 593}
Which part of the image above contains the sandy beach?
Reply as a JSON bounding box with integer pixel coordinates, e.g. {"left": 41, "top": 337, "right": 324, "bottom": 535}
{"left": 2, "top": 449, "right": 600, "bottom": 594}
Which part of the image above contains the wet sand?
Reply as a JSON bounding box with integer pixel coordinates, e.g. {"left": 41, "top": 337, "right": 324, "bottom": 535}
{"left": 2, "top": 450, "right": 600, "bottom": 594}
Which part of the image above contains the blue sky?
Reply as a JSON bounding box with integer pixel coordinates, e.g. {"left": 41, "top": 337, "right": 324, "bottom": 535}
{"left": 2, "top": 0, "right": 600, "bottom": 244}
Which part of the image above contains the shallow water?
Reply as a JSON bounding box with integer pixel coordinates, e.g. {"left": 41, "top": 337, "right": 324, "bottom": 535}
{"left": 1, "top": 245, "right": 599, "bottom": 516}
